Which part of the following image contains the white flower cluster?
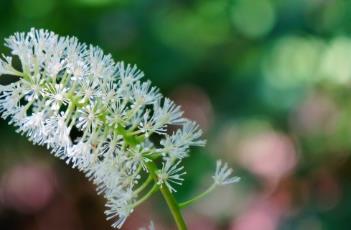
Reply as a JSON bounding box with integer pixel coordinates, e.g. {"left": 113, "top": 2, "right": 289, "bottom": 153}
{"left": 0, "top": 28, "right": 240, "bottom": 228}
{"left": 0, "top": 28, "right": 208, "bottom": 228}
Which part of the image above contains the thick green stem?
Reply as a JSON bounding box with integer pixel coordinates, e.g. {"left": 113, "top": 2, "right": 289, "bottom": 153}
{"left": 146, "top": 161, "right": 187, "bottom": 230}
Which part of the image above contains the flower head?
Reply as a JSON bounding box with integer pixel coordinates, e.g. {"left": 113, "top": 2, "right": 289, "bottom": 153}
{"left": 213, "top": 160, "right": 241, "bottom": 186}
{"left": 0, "top": 28, "right": 237, "bottom": 228}
{"left": 157, "top": 160, "right": 186, "bottom": 193}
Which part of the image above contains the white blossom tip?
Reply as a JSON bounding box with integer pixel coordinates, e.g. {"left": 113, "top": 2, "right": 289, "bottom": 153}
{"left": 213, "top": 160, "right": 240, "bottom": 186}
{"left": 157, "top": 160, "right": 186, "bottom": 193}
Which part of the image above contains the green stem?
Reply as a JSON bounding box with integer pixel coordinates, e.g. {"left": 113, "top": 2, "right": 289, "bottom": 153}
{"left": 179, "top": 183, "right": 216, "bottom": 209}
{"left": 134, "top": 175, "right": 153, "bottom": 195}
{"left": 146, "top": 161, "right": 187, "bottom": 230}
{"left": 150, "top": 152, "right": 162, "bottom": 160}
{"left": 133, "top": 183, "right": 159, "bottom": 207}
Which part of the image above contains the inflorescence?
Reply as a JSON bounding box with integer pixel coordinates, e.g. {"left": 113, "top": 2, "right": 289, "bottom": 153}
{"left": 0, "top": 28, "right": 239, "bottom": 228}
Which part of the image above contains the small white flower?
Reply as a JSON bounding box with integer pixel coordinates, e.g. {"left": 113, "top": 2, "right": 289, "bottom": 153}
{"left": 65, "top": 38, "right": 88, "bottom": 80}
{"left": 45, "top": 113, "right": 72, "bottom": 150}
{"left": 100, "top": 79, "right": 119, "bottom": 103}
{"left": 99, "top": 134, "right": 123, "bottom": 157}
{"left": 42, "top": 39, "right": 67, "bottom": 77}
{"left": 17, "top": 111, "right": 47, "bottom": 144}
{"left": 43, "top": 83, "right": 69, "bottom": 111}
{"left": 139, "top": 98, "right": 185, "bottom": 137}
{"left": 76, "top": 103, "right": 103, "bottom": 131}
{"left": 213, "top": 160, "right": 240, "bottom": 186}
{"left": 67, "top": 140, "right": 94, "bottom": 169}
{"left": 131, "top": 80, "right": 161, "bottom": 107}
{"left": 159, "top": 120, "right": 206, "bottom": 159}
{"left": 5, "top": 32, "right": 34, "bottom": 71}
{"left": 106, "top": 99, "right": 127, "bottom": 129}
{"left": 157, "top": 161, "right": 186, "bottom": 193}
{"left": 30, "top": 28, "right": 60, "bottom": 66}
{"left": 0, "top": 83, "right": 23, "bottom": 119}
{"left": 22, "top": 74, "right": 44, "bottom": 101}
{"left": 117, "top": 61, "right": 144, "bottom": 88}
{"left": 128, "top": 144, "right": 152, "bottom": 171}
{"left": 87, "top": 45, "right": 116, "bottom": 81}
{"left": 87, "top": 155, "right": 125, "bottom": 194}
{"left": 179, "top": 120, "right": 207, "bottom": 146}
{"left": 105, "top": 198, "right": 134, "bottom": 229}
{"left": 153, "top": 98, "right": 184, "bottom": 125}
{"left": 77, "top": 79, "right": 99, "bottom": 104}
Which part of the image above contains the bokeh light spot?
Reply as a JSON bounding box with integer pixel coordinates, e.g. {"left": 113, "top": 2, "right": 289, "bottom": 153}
{"left": 320, "top": 37, "right": 351, "bottom": 84}
{"left": 231, "top": 0, "right": 276, "bottom": 38}
{"left": 262, "top": 36, "right": 324, "bottom": 90}
{"left": 238, "top": 131, "right": 297, "bottom": 183}
{"left": 1, "top": 163, "right": 57, "bottom": 214}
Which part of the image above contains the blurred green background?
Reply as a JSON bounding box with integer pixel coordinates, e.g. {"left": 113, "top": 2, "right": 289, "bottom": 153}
{"left": 2, "top": 0, "right": 351, "bottom": 229}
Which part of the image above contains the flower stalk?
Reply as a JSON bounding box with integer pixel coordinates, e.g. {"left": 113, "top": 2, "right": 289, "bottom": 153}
{"left": 179, "top": 183, "right": 216, "bottom": 209}
{"left": 146, "top": 161, "right": 187, "bottom": 230}
{"left": 134, "top": 175, "right": 153, "bottom": 195}
{"left": 133, "top": 182, "right": 159, "bottom": 208}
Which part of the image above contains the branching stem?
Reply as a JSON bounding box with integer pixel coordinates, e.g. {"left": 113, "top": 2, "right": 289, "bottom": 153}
{"left": 133, "top": 183, "right": 159, "bottom": 208}
{"left": 134, "top": 175, "right": 153, "bottom": 195}
{"left": 179, "top": 183, "right": 216, "bottom": 209}
{"left": 146, "top": 161, "right": 187, "bottom": 230}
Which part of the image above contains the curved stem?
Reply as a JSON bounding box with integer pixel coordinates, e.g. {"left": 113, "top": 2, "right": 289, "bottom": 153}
{"left": 133, "top": 183, "right": 159, "bottom": 207}
{"left": 146, "top": 161, "right": 187, "bottom": 230}
{"left": 179, "top": 183, "right": 216, "bottom": 209}
{"left": 134, "top": 175, "right": 153, "bottom": 195}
